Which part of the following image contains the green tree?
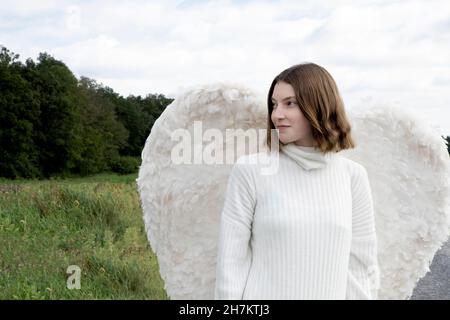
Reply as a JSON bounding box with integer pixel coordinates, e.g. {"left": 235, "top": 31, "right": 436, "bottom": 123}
{"left": 74, "top": 77, "right": 129, "bottom": 174}
{"left": 0, "top": 47, "right": 40, "bottom": 178}
{"left": 27, "top": 52, "right": 83, "bottom": 177}
{"left": 116, "top": 93, "right": 172, "bottom": 156}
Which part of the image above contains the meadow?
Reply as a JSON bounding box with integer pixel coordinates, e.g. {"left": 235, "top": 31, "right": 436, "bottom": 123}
{"left": 0, "top": 173, "right": 168, "bottom": 299}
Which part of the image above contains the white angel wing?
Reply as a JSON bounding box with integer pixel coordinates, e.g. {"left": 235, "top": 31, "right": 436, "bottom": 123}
{"left": 136, "top": 82, "right": 267, "bottom": 299}
{"left": 340, "top": 104, "right": 450, "bottom": 300}
{"left": 136, "top": 83, "right": 450, "bottom": 300}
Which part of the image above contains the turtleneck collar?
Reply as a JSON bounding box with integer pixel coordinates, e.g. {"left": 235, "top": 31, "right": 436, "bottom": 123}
{"left": 280, "top": 143, "right": 336, "bottom": 171}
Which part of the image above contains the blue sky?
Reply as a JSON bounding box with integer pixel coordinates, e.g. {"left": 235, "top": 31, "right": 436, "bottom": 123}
{"left": 1, "top": 0, "right": 450, "bottom": 135}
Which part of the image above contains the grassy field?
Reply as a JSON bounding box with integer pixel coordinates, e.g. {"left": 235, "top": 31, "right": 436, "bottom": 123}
{"left": 0, "top": 173, "right": 168, "bottom": 299}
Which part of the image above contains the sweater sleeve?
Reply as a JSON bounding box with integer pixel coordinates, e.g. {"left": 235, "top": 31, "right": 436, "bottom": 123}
{"left": 214, "top": 159, "right": 256, "bottom": 300}
{"left": 346, "top": 164, "right": 381, "bottom": 300}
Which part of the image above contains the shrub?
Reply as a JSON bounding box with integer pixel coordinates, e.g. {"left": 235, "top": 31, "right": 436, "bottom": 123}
{"left": 109, "top": 156, "right": 140, "bottom": 174}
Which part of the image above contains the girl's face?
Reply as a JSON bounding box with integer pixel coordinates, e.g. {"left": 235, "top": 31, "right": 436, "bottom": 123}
{"left": 271, "top": 81, "right": 314, "bottom": 147}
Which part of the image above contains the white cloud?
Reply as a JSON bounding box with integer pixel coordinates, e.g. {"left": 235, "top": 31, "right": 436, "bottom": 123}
{"left": 1, "top": 0, "right": 450, "bottom": 134}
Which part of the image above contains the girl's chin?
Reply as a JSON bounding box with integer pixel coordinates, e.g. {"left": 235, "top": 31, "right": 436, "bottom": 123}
{"left": 279, "top": 137, "right": 293, "bottom": 145}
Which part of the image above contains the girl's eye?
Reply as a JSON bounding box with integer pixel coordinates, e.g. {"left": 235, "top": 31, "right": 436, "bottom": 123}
{"left": 272, "top": 101, "right": 296, "bottom": 109}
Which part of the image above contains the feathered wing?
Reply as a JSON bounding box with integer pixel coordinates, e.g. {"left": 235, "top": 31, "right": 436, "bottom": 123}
{"left": 136, "top": 83, "right": 450, "bottom": 300}
{"left": 136, "top": 82, "right": 267, "bottom": 299}
{"left": 340, "top": 104, "right": 450, "bottom": 300}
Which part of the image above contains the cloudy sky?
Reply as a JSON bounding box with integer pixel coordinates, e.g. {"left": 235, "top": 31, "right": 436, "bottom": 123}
{"left": 1, "top": 0, "right": 450, "bottom": 135}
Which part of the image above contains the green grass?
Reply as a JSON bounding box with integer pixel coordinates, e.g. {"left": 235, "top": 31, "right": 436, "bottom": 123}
{"left": 0, "top": 173, "right": 169, "bottom": 299}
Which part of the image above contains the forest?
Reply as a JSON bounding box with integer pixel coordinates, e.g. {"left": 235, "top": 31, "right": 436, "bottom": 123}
{"left": 0, "top": 46, "right": 172, "bottom": 179}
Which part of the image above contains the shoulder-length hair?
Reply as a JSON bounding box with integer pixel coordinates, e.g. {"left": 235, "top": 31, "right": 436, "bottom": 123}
{"left": 266, "top": 62, "right": 356, "bottom": 154}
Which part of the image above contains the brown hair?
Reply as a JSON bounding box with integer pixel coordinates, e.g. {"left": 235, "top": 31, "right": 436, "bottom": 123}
{"left": 266, "top": 62, "right": 356, "bottom": 154}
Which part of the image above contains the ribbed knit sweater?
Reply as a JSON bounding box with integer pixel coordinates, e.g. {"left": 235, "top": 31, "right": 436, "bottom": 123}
{"left": 214, "top": 145, "right": 380, "bottom": 300}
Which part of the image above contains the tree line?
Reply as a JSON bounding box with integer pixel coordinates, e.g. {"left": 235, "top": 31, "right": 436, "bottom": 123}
{"left": 0, "top": 46, "right": 172, "bottom": 179}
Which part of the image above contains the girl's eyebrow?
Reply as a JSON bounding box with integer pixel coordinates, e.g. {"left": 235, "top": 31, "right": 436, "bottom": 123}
{"left": 271, "top": 96, "right": 295, "bottom": 101}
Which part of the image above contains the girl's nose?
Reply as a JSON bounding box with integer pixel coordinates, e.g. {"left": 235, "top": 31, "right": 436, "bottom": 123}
{"left": 272, "top": 107, "right": 286, "bottom": 120}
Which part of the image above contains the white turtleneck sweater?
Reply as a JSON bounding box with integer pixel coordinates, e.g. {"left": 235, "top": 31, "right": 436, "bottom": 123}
{"left": 214, "top": 144, "right": 380, "bottom": 300}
